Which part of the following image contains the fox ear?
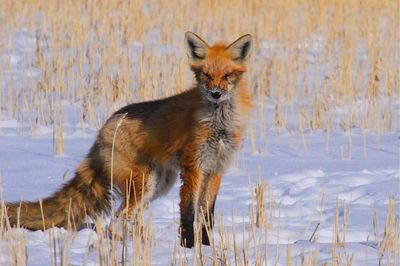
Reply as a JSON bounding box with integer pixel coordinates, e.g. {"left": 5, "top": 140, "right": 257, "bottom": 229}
{"left": 185, "top": 32, "right": 209, "bottom": 61}
{"left": 226, "top": 34, "right": 252, "bottom": 61}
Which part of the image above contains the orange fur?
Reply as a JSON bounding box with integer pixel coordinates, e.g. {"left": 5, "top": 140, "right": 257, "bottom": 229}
{"left": 4, "top": 32, "right": 253, "bottom": 248}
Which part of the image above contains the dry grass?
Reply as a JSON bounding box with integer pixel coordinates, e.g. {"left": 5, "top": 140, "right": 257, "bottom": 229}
{"left": 1, "top": 180, "right": 398, "bottom": 265}
{"left": 0, "top": 0, "right": 398, "bottom": 265}
{"left": 0, "top": 0, "right": 398, "bottom": 153}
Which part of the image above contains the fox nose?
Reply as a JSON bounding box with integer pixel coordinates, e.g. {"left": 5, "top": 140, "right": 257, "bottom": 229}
{"left": 211, "top": 91, "right": 221, "bottom": 99}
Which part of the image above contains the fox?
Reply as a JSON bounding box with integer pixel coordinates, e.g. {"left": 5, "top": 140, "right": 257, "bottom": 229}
{"left": 4, "top": 32, "right": 253, "bottom": 248}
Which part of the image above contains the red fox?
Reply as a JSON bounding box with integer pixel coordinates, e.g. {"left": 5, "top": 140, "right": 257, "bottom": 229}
{"left": 5, "top": 32, "right": 253, "bottom": 247}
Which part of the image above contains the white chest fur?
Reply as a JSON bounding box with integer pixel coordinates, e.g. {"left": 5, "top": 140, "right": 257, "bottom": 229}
{"left": 198, "top": 101, "right": 240, "bottom": 175}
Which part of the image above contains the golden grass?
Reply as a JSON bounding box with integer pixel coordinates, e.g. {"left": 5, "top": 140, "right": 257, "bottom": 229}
{"left": 0, "top": 0, "right": 398, "bottom": 152}
{"left": 0, "top": 0, "right": 398, "bottom": 264}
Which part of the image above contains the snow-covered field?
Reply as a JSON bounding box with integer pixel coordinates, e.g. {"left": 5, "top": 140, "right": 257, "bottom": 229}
{"left": 0, "top": 1, "right": 399, "bottom": 264}
{"left": 0, "top": 116, "right": 398, "bottom": 265}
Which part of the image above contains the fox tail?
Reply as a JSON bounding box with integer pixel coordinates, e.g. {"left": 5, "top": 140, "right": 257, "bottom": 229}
{"left": 4, "top": 159, "right": 111, "bottom": 230}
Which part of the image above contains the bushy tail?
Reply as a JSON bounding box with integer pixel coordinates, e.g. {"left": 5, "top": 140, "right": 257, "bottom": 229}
{"left": 4, "top": 159, "right": 111, "bottom": 230}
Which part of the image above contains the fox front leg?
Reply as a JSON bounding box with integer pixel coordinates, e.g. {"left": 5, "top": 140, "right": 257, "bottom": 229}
{"left": 198, "top": 174, "right": 222, "bottom": 246}
{"left": 179, "top": 165, "right": 202, "bottom": 248}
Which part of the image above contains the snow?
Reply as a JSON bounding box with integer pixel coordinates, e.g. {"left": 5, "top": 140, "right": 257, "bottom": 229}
{"left": 0, "top": 29, "right": 399, "bottom": 266}
{"left": 0, "top": 125, "right": 398, "bottom": 265}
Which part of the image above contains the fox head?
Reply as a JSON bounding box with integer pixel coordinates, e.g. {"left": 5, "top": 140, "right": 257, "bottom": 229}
{"left": 185, "top": 32, "right": 252, "bottom": 104}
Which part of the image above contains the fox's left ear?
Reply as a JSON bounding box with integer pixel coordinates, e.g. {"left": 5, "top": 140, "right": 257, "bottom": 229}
{"left": 226, "top": 34, "right": 253, "bottom": 62}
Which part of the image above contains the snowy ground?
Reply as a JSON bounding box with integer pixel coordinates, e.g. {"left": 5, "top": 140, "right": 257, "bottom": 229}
{"left": 0, "top": 26, "right": 399, "bottom": 265}
{"left": 0, "top": 119, "right": 398, "bottom": 265}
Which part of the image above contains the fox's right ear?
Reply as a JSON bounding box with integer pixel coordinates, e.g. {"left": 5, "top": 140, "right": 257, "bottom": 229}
{"left": 226, "top": 34, "right": 252, "bottom": 62}
{"left": 185, "top": 32, "right": 209, "bottom": 61}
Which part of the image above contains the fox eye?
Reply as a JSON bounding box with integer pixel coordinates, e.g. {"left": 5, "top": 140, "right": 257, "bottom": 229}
{"left": 200, "top": 72, "right": 212, "bottom": 80}
{"left": 223, "top": 73, "right": 235, "bottom": 81}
